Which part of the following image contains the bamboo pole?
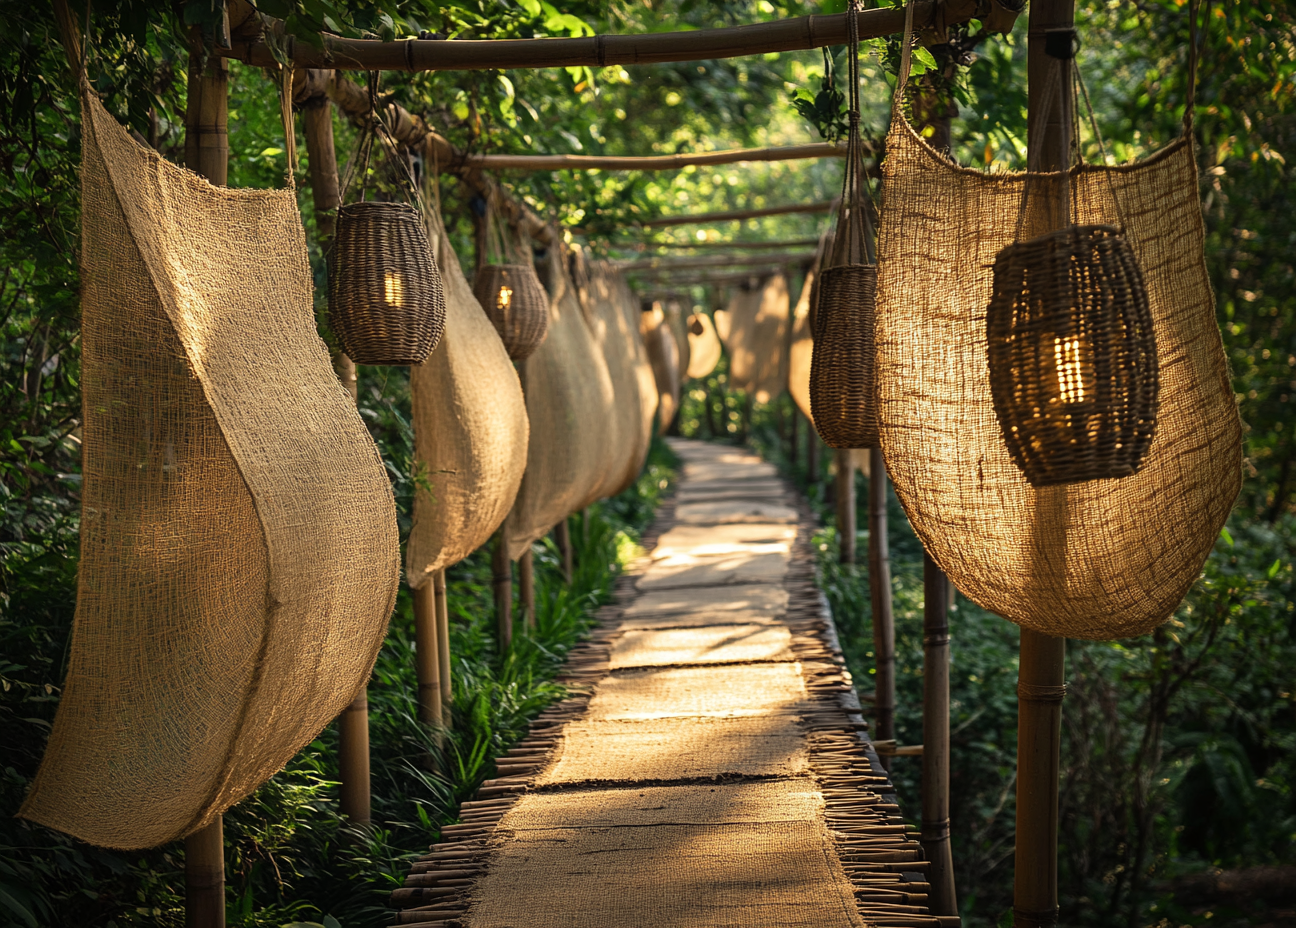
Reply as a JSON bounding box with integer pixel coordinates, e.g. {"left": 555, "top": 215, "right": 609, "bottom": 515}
{"left": 1014, "top": 0, "right": 1073, "bottom": 924}
{"left": 555, "top": 518, "right": 574, "bottom": 584}
{"left": 469, "top": 141, "right": 845, "bottom": 171}
{"left": 807, "top": 415, "right": 819, "bottom": 488}
{"left": 434, "top": 569, "right": 452, "bottom": 711}
{"left": 492, "top": 528, "right": 513, "bottom": 652}
{"left": 413, "top": 584, "right": 443, "bottom": 726}
{"left": 624, "top": 238, "right": 822, "bottom": 252}
{"left": 868, "top": 447, "right": 896, "bottom": 760}
{"left": 634, "top": 267, "right": 790, "bottom": 291}
{"left": 299, "top": 71, "right": 373, "bottom": 827}
{"left": 635, "top": 199, "right": 835, "bottom": 229}
{"left": 185, "top": 815, "right": 224, "bottom": 928}
{"left": 835, "top": 449, "right": 855, "bottom": 564}
{"left": 183, "top": 20, "right": 229, "bottom": 924}
{"left": 617, "top": 251, "right": 816, "bottom": 272}
{"left": 518, "top": 548, "right": 535, "bottom": 629}
{"left": 922, "top": 552, "right": 957, "bottom": 915}
{"left": 219, "top": 5, "right": 928, "bottom": 71}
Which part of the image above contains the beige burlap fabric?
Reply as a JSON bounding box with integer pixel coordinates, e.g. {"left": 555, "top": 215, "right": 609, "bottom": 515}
{"left": 506, "top": 245, "right": 617, "bottom": 559}
{"left": 406, "top": 204, "right": 528, "bottom": 587}
{"left": 685, "top": 311, "right": 722, "bottom": 380}
{"left": 642, "top": 304, "right": 682, "bottom": 433}
{"left": 585, "top": 260, "right": 655, "bottom": 499}
{"left": 665, "top": 297, "right": 692, "bottom": 381}
{"left": 787, "top": 261, "right": 816, "bottom": 424}
{"left": 875, "top": 111, "right": 1242, "bottom": 640}
{"left": 721, "top": 275, "right": 790, "bottom": 403}
{"left": 19, "top": 92, "right": 399, "bottom": 849}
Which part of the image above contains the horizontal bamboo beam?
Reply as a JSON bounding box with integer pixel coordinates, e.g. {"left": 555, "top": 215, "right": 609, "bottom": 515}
{"left": 622, "top": 238, "right": 822, "bottom": 251}
{"left": 221, "top": 4, "right": 927, "bottom": 72}
{"left": 468, "top": 142, "right": 844, "bottom": 171}
{"left": 617, "top": 250, "right": 815, "bottom": 271}
{"left": 632, "top": 199, "right": 836, "bottom": 229}
{"left": 631, "top": 266, "right": 802, "bottom": 289}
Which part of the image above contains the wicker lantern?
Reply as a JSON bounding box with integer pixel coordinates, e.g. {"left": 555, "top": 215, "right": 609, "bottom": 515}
{"left": 472, "top": 263, "right": 549, "bottom": 361}
{"left": 328, "top": 83, "right": 446, "bottom": 367}
{"left": 329, "top": 200, "right": 447, "bottom": 365}
{"left": 809, "top": 0, "right": 880, "bottom": 450}
{"left": 986, "top": 223, "right": 1158, "bottom": 486}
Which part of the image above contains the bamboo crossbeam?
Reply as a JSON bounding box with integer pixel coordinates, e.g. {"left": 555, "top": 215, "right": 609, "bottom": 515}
{"left": 617, "top": 251, "right": 815, "bottom": 271}
{"left": 220, "top": 4, "right": 927, "bottom": 71}
{"left": 635, "top": 199, "right": 836, "bottom": 228}
{"left": 467, "top": 142, "right": 844, "bottom": 171}
{"left": 622, "top": 238, "right": 822, "bottom": 251}
{"left": 634, "top": 267, "right": 790, "bottom": 290}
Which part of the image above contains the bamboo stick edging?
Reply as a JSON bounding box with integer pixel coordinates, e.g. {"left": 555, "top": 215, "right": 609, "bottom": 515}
{"left": 467, "top": 142, "right": 845, "bottom": 171}
{"left": 219, "top": 4, "right": 928, "bottom": 71}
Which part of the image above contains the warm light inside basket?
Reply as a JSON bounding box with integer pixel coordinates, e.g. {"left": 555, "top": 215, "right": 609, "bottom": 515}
{"left": 1053, "top": 335, "right": 1087, "bottom": 404}
{"left": 497, "top": 285, "right": 514, "bottom": 311}
{"left": 384, "top": 272, "right": 403, "bottom": 307}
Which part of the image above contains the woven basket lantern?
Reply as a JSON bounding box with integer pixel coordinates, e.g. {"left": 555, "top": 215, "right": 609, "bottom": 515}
{"left": 473, "top": 263, "right": 549, "bottom": 361}
{"left": 987, "top": 223, "right": 1158, "bottom": 486}
{"left": 808, "top": 0, "right": 878, "bottom": 449}
{"left": 329, "top": 200, "right": 446, "bottom": 365}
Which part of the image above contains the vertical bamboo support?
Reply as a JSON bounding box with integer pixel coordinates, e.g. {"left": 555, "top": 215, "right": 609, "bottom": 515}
{"left": 556, "top": 517, "right": 574, "bottom": 584}
{"left": 868, "top": 447, "right": 895, "bottom": 755}
{"left": 834, "top": 449, "right": 856, "bottom": 564}
{"left": 434, "top": 568, "right": 452, "bottom": 711}
{"left": 922, "top": 552, "right": 957, "bottom": 915}
{"left": 519, "top": 548, "right": 536, "bottom": 629}
{"left": 185, "top": 815, "right": 224, "bottom": 928}
{"left": 1015, "top": 0, "right": 1073, "bottom": 924}
{"left": 807, "top": 418, "right": 819, "bottom": 488}
{"left": 184, "top": 24, "right": 228, "bottom": 927}
{"left": 492, "top": 527, "right": 513, "bottom": 651}
{"left": 789, "top": 401, "right": 799, "bottom": 472}
{"left": 337, "top": 690, "right": 371, "bottom": 824}
{"left": 412, "top": 584, "right": 442, "bottom": 726}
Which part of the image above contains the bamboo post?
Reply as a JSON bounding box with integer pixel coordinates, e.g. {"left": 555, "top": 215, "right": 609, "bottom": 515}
{"left": 468, "top": 142, "right": 845, "bottom": 171}
{"left": 412, "top": 584, "right": 443, "bottom": 726}
{"left": 637, "top": 200, "right": 834, "bottom": 229}
{"left": 185, "top": 815, "right": 224, "bottom": 928}
{"left": 492, "top": 527, "right": 513, "bottom": 652}
{"left": 555, "top": 518, "right": 574, "bottom": 584}
{"left": 434, "top": 568, "right": 452, "bottom": 711}
{"left": 835, "top": 449, "right": 856, "bottom": 564}
{"left": 868, "top": 447, "right": 895, "bottom": 758}
{"left": 807, "top": 417, "right": 819, "bottom": 488}
{"left": 1014, "top": 0, "right": 1073, "bottom": 924}
{"left": 337, "top": 690, "right": 371, "bottom": 823}
{"left": 519, "top": 548, "right": 536, "bottom": 629}
{"left": 922, "top": 552, "right": 957, "bottom": 915}
{"left": 618, "top": 251, "right": 818, "bottom": 272}
{"left": 183, "top": 21, "right": 228, "bottom": 926}
{"left": 789, "top": 402, "right": 799, "bottom": 474}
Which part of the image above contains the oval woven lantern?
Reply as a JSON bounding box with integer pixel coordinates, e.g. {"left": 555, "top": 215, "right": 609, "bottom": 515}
{"left": 329, "top": 200, "right": 447, "bottom": 366}
{"left": 808, "top": 0, "right": 879, "bottom": 449}
{"left": 987, "top": 223, "right": 1158, "bottom": 486}
{"left": 472, "top": 262, "right": 549, "bottom": 360}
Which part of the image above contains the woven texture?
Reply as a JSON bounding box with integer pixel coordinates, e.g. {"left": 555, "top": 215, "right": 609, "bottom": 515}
{"left": 406, "top": 204, "right": 528, "bottom": 587}
{"left": 720, "top": 275, "right": 790, "bottom": 403}
{"left": 585, "top": 260, "right": 656, "bottom": 498}
{"left": 811, "top": 265, "right": 879, "bottom": 448}
{"left": 875, "top": 112, "right": 1242, "bottom": 640}
{"left": 987, "top": 224, "right": 1158, "bottom": 486}
{"left": 586, "top": 663, "right": 808, "bottom": 720}
{"left": 471, "top": 263, "right": 549, "bottom": 361}
{"left": 506, "top": 245, "right": 617, "bottom": 560}
{"left": 19, "top": 92, "right": 399, "bottom": 849}
{"left": 665, "top": 297, "right": 692, "bottom": 380}
{"left": 329, "top": 200, "right": 446, "bottom": 365}
{"left": 686, "top": 311, "right": 722, "bottom": 379}
{"left": 788, "top": 261, "right": 817, "bottom": 425}
{"left": 609, "top": 624, "right": 794, "bottom": 667}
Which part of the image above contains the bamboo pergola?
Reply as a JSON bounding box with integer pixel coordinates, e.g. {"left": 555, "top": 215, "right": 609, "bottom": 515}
{"left": 620, "top": 238, "right": 822, "bottom": 252}
{"left": 616, "top": 251, "right": 816, "bottom": 272}
{"left": 467, "top": 143, "right": 846, "bottom": 171}
{"left": 635, "top": 200, "right": 836, "bottom": 228}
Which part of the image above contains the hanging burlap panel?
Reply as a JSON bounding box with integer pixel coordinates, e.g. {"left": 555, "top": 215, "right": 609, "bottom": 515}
{"left": 787, "top": 249, "right": 821, "bottom": 425}
{"left": 664, "top": 298, "right": 692, "bottom": 381}
{"left": 406, "top": 203, "right": 529, "bottom": 588}
{"left": 874, "top": 113, "right": 1241, "bottom": 640}
{"left": 506, "top": 245, "right": 618, "bottom": 559}
{"left": 685, "top": 311, "right": 722, "bottom": 380}
{"left": 613, "top": 270, "right": 661, "bottom": 464}
{"left": 642, "top": 303, "right": 682, "bottom": 434}
{"left": 585, "top": 259, "right": 655, "bottom": 498}
{"left": 721, "top": 274, "right": 790, "bottom": 403}
{"left": 19, "top": 92, "right": 399, "bottom": 850}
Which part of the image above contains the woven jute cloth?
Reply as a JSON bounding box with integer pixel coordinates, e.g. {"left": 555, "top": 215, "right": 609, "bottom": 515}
{"left": 405, "top": 203, "right": 528, "bottom": 587}
{"left": 875, "top": 111, "right": 1242, "bottom": 640}
{"left": 686, "top": 311, "right": 722, "bottom": 380}
{"left": 641, "top": 302, "right": 682, "bottom": 433}
{"left": 506, "top": 245, "right": 618, "bottom": 559}
{"left": 718, "top": 274, "right": 790, "bottom": 403}
{"left": 788, "top": 259, "right": 817, "bottom": 425}
{"left": 665, "top": 297, "right": 692, "bottom": 382}
{"left": 19, "top": 92, "right": 399, "bottom": 849}
{"left": 584, "top": 259, "right": 656, "bottom": 499}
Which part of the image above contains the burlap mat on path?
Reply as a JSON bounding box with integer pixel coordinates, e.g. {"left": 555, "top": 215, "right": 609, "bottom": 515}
{"left": 609, "top": 624, "right": 795, "bottom": 668}
{"left": 586, "top": 663, "right": 809, "bottom": 720}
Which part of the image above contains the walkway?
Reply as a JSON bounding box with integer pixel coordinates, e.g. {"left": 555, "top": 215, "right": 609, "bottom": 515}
{"left": 390, "top": 438, "right": 954, "bottom": 928}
